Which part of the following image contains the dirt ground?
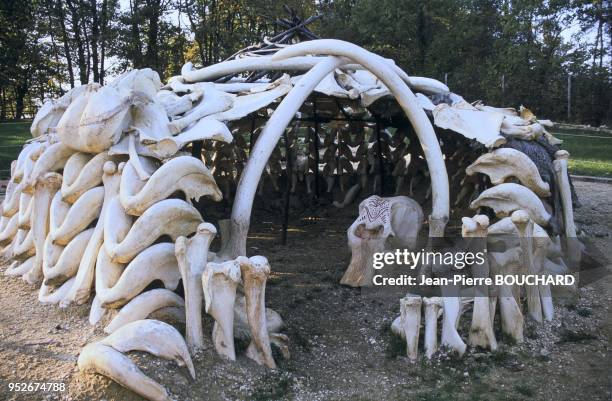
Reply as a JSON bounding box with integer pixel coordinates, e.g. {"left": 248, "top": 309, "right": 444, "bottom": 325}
{"left": 0, "top": 179, "right": 610, "bottom": 401}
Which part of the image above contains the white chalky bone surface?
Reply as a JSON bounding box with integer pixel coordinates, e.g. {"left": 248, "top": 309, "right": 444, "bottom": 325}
{"left": 423, "top": 297, "right": 442, "bottom": 358}
{"left": 50, "top": 186, "right": 103, "bottom": 245}
{"left": 104, "top": 198, "right": 202, "bottom": 264}
{"left": 43, "top": 228, "right": 93, "bottom": 286}
{"left": 62, "top": 161, "right": 122, "bottom": 306}
{"left": 96, "top": 243, "right": 181, "bottom": 308}
{"left": 237, "top": 255, "right": 277, "bottom": 368}
{"left": 466, "top": 148, "right": 551, "bottom": 197}
{"left": 104, "top": 289, "right": 185, "bottom": 334}
{"left": 61, "top": 151, "right": 110, "bottom": 203}
{"left": 175, "top": 222, "right": 217, "bottom": 352}
{"left": 23, "top": 172, "right": 62, "bottom": 285}
{"left": 203, "top": 259, "right": 241, "bottom": 360}
{"left": 470, "top": 183, "right": 551, "bottom": 227}
{"left": 120, "top": 156, "right": 221, "bottom": 216}
{"left": 462, "top": 215, "right": 498, "bottom": 351}
{"left": 100, "top": 319, "right": 195, "bottom": 379}
{"left": 512, "top": 210, "right": 543, "bottom": 322}
{"left": 77, "top": 342, "right": 173, "bottom": 401}
{"left": 400, "top": 295, "right": 422, "bottom": 361}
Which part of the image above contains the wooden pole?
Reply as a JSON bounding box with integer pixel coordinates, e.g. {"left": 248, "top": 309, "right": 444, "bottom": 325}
{"left": 281, "top": 129, "right": 293, "bottom": 245}
{"left": 312, "top": 99, "right": 320, "bottom": 198}
{"left": 191, "top": 140, "right": 203, "bottom": 159}
{"left": 375, "top": 120, "right": 385, "bottom": 195}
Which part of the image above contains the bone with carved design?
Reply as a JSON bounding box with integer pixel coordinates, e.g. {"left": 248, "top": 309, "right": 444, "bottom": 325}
{"left": 342, "top": 195, "right": 423, "bottom": 287}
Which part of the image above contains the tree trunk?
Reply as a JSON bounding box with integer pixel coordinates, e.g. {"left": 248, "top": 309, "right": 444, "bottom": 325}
{"left": 66, "top": 0, "right": 88, "bottom": 84}
{"left": 99, "top": 0, "right": 107, "bottom": 84}
{"left": 90, "top": 0, "right": 99, "bottom": 82}
{"left": 56, "top": 0, "right": 75, "bottom": 88}
{"left": 129, "top": 0, "right": 143, "bottom": 68}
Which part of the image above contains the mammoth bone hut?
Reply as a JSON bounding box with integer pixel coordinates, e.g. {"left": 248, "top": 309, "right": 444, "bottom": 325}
{"left": 0, "top": 21, "right": 584, "bottom": 400}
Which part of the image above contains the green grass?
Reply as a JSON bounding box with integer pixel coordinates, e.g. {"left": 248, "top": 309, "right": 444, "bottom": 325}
{"left": 551, "top": 126, "right": 612, "bottom": 177}
{"left": 0, "top": 122, "right": 31, "bottom": 177}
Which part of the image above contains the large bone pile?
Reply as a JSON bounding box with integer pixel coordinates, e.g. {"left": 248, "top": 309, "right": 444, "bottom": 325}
{"left": 1, "top": 68, "right": 289, "bottom": 399}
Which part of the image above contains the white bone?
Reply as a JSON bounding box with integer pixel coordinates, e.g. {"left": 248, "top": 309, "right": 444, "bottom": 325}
{"left": 61, "top": 151, "right": 110, "bottom": 203}
{"left": 104, "top": 198, "right": 202, "bottom": 264}
{"left": 0, "top": 213, "right": 18, "bottom": 246}
{"left": 51, "top": 187, "right": 103, "bottom": 245}
{"left": 153, "top": 118, "right": 233, "bottom": 159}
{"left": 342, "top": 196, "right": 423, "bottom": 287}
{"left": 553, "top": 150, "right": 576, "bottom": 237}
{"left": 77, "top": 342, "right": 172, "bottom": 401}
{"left": 62, "top": 161, "right": 122, "bottom": 306}
{"left": 128, "top": 134, "right": 152, "bottom": 180}
{"left": 4, "top": 255, "right": 34, "bottom": 277}
{"left": 23, "top": 173, "right": 62, "bottom": 285}
{"left": 203, "top": 259, "right": 241, "bottom": 360}
{"left": 462, "top": 215, "right": 497, "bottom": 351}
{"left": 25, "top": 143, "right": 74, "bottom": 193}
{"left": 38, "top": 276, "right": 75, "bottom": 304}
{"left": 96, "top": 243, "right": 181, "bottom": 308}
{"left": 120, "top": 156, "right": 221, "bottom": 216}
{"left": 470, "top": 183, "right": 551, "bottom": 227}
{"left": 237, "top": 255, "right": 276, "bottom": 368}
{"left": 168, "top": 85, "right": 234, "bottom": 134}
{"left": 466, "top": 148, "right": 550, "bottom": 197}
{"left": 175, "top": 222, "right": 216, "bottom": 352}
{"left": 423, "top": 297, "right": 442, "bottom": 358}
{"left": 43, "top": 227, "right": 93, "bottom": 286}
{"left": 441, "top": 297, "right": 466, "bottom": 355}
{"left": 512, "top": 210, "right": 542, "bottom": 322}
{"left": 100, "top": 319, "right": 195, "bottom": 379}
{"left": 400, "top": 295, "right": 422, "bottom": 361}
{"left": 433, "top": 104, "right": 506, "bottom": 148}
{"left": 104, "top": 289, "right": 185, "bottom": 334}
{"left": 130, "top": 101, "right": 172, "bottom": 144}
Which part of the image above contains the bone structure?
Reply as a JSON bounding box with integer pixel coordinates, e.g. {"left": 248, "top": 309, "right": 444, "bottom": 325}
{"left": 0, "top": 32, "right": 582, "bottom": 398}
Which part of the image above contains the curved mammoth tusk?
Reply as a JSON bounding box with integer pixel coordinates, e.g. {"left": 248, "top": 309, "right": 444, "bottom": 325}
{"left": 50, "top": 187, "right": 103, "bottom": 245}
{"left": 168, "top": 85, "right": 234, "bottom": 135}
{"left": 100, "top": 319, "right": 195, "bottom": 380}
{"left": 61, "top": 151, "right": 110, "bottom": 203}
{"left": 23, "top": 173, "right": 62, "bottom": 285}
{"left": 12, "top": 229, "right": 35, "bottom": 261}
{"left": 4, "top": 255, "right": 35, "bottom": 277}
{"left": 120, "top": 156, "right": 222, "bottom": 216}
{"left": 77, "top": 342, "right": 173, "bottom": 401}
{"left": 25, "top": 143, "right": 74, "bottom": 193}
{"left": 0, "top": 213, "right": 19, "bottom": 246}
{"left": 96, "top": 243, "right": 181, "bottom": 308}
{"left": 62, "top": 161, "right": 122, "bottom": 307}
{"left": 104, "top": 289, "right": 185, "bottom": 334}
{"left": 154, "top": 118, "right": 233, "bottom": 159}
{"left": 105, "top": 198, "right": 203, "bottom": 264}
{"left": 44, "top": 228, "right": 94, "bottom": 286}
{"left": 203, "top": 259, "right": 241, "bottom": 360}
{"left": 17, "top": 192, "right": 34, "bottom": 229}
{"left": 470, "top": 183, "right": 551, "bottom": 227}
{"left": 466, "top": 148, "right": 550, "bottom": 197}
{"left": 38, "top": 276, "right": 75, "bottom": 304}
